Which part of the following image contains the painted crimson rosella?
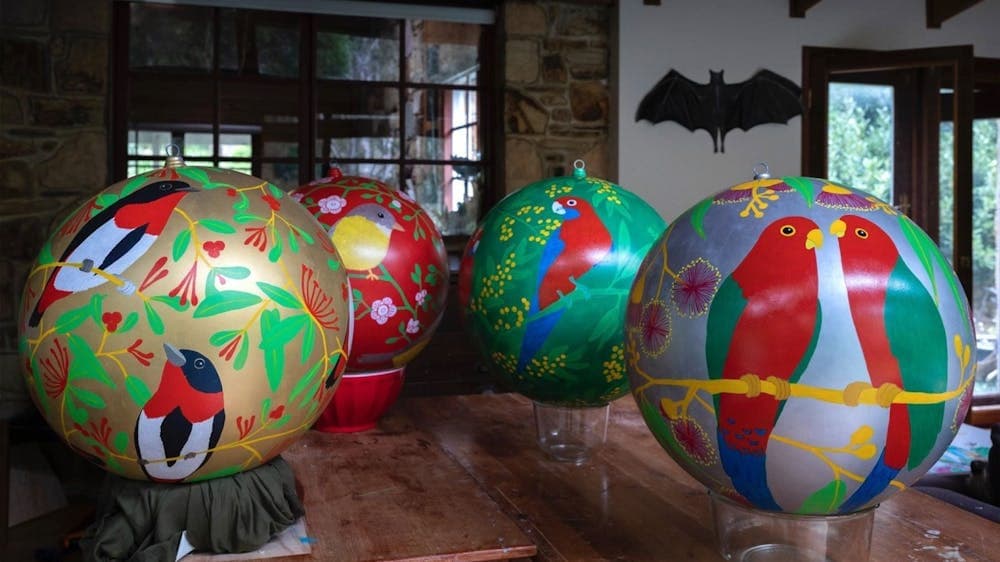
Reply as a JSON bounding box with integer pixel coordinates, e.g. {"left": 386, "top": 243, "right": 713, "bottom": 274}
{"left": 135, "top": 343, "right": 225, "bottom": 482}
{"left": 517, "top": 196, "right": 612, "bottom": 371}
{"left": 706, "top": 217, "right": 824, "bottom": 510}
{"left": 28, "top": 180, "right": 196, "bottom": 327}
{"left": 832, "top": 215, "right": 946, "bottom": 513}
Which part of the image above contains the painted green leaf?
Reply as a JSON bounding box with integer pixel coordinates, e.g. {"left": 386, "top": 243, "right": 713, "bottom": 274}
{"left": 213, "top": 266, "right": 251, "bottom": 279}
{"left": 209, "top": 329, "right": 241, "bottom": 346}
{"left": 260, "top": 397, "right": 273, "bottom": 423}
{"left": 113, "top": 431, "right": 129, "bottom": 453}
{"left": 150, "top": 295, "right": 188, "bottom": 312}
{"left": 178, "top": 166, "right": 210, "bottom": 185}
{"left": 66, "top": 334, "right": 114, "bottom": 387}
{"left": 287, "top": 229, "right": 300, "bottom": 253}
{"left": 267, "top": 183, "right": 284, "bottom": 199}
{"left": 386, "top": 336, "right": 401, "bottom": 344}
{"left": 96, "top": 193, "right": 119, "bottom": 210}
{"left": 39, "top": 242, "right": 55, "bottom": 265}
{"left": 66, "top": 396, "right": 88, "bottom": 424}
{"left": 89, "top": 293, "right": 106, "bottom": 326}
{"left": 104, "top": 455, "right": 124, "bottom": 474}
{"left": 199, "top": 218, "right": 236, "bottom": 234}
{"left": 689, "top": 197, "right": 713, "bottom": 238}
{"left": 411, "top": 263, "right": 422, "bottom": 285}
{"left": 125, "top": 376, "right": 152, "bottom": 407}
{"left": 234, "top": 336, "right": 249, "bottom": 370}
{"left": 289, "top": 362, "right": 323, "bottom": 403}
{"left": 120, "top": 174, "right": 148, "bottom": 198}
{"left": 233, "top": 192, "right": 250, "bottom": 211}
{"left": 268, "top": 241, "right": 282, "bottom": 263}
{"left": 426, "top": 264, "right": 441, "bottom": 286}
{"left": 327, "top": 258, "right": 340, "bottom": 271}
{"left": 301, "top": 322, "right": 315, "bottom": 364}
{"left": 193, "top": 290, "right": 263, "bottom": 318}
{"left": 70, "top": 386, "right": 106, "bottom": 409}
{"left": 144, "top": 301, "right": 164, "bottom": 334}
{"left": 898, "top": 215, "right": 939, "bottom": 303}
{"left": 292, "top": 225, "right": 314, "bottom": 245}
{"left": 271, "top": 413, "right": 290, "bottom": 429}
{"left": 783, "top": 176, "right": 816, "bottom": 207}
{"left": 263, "top": 314, "right": 309, "bottom": 347}
{"left": 54, "top": 306, "right": 90, "bottom": 334}
{"left": 797, "top": 479, "right": 846, "bottom": 514}
{"left": 191, "top": 465, "right": 242, "bottom": 482}
{"left": 173, "top": 229, "right": 191, "bottom": 261}
{"left": 298, "top": 378, "right": 322, "bottom": 408}
{"left": 257, "top": 282, "right": 301, "bottom": 309}
{"left": 120, "top": 311, "right": 139, "bottom": 333}
{"left": 234, "top": 213, "right": 264, "bottom": 223}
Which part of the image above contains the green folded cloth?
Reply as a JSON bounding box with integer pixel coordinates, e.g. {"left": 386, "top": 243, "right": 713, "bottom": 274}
{"left": 80, "top": 456, "right": 304, "bottom": 562}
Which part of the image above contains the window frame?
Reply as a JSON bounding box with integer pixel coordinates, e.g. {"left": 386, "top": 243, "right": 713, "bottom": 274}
{"left": 110, "top": 1, "right": 501, "bottom": 246}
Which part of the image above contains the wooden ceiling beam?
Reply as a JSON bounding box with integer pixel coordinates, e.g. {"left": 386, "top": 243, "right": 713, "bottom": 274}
{"left": 926, "top": 0, "right": 984, "bottom": 28}
{"left": 790, "top": 0, "right": 823, "bottom": 18}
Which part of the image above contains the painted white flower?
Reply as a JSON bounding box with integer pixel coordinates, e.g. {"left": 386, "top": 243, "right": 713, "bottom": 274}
{"left": 415, "top": 289, "right": 428, "bottom": 305}
{"left": 389, "top": 199, "right": 403, "bottom": 211}
{"left": 406, "top": 318, "right": 420, "bottom": 334}
{"left": 318, "top": 195, "right": 348, "bottom": 214}
{"left": 370, "top": 297, "right": 398, "bottom": 325}
{"left": 290, "top": 192, "right": 304, "bottom": 203}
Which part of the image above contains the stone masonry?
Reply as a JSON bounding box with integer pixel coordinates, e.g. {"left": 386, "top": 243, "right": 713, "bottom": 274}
{"left": 504, "top": 0, "right": 612, "bottom": 192}
{"left": 0, "top": 0, "right": 111, "bottom": 416}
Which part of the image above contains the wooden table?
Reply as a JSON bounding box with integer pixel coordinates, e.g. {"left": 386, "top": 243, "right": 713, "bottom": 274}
{"left": 272, "top": 412, "right": 536, "bottom": 562}
{"left": 400, "top": 394, "right": 1000, "bottom": 562}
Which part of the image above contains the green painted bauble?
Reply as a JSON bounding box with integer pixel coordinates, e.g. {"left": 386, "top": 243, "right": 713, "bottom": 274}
{"left": 465, "top": 164, "right": 665, "bottom": 406}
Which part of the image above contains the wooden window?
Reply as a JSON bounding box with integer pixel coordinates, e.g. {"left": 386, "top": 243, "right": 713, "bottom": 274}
{"left": 803, "top": 46, "right": 1000, "bottom": 423}
{"left": 112, "top": 1, "right": 499, "bottom": 240}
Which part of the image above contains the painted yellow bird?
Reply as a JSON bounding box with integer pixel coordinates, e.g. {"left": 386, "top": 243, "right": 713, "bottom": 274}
{"left": 331, "top": 203, "right": 404, "bottom": 279}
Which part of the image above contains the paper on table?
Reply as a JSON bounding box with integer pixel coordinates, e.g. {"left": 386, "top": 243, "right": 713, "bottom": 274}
{"left": 180, "top": 518, "right": 313, "bottom": 561}
{"left": 928, "top": 423, "right": 992, "bottom": 475}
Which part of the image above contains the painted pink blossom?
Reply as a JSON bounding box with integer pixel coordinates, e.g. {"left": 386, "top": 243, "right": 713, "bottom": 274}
{"left": 370, "top": 297, "right": 398, "bottom": 325}
{"left": 670, "top": 417, "right": 716, "bottom": 465}
{"left": 318, "top": 195, "right": 348, "bottom": 214}
{"left": 414, "top": 289, "right": 428, "bottom": 305}
{"left": 672, "top": 258, "right": 720, "bottom": 318}
{"left": 640, "top": 300, "right": 671, "bottom": 356}
{"left": 815, "top": 183, "right": 877, "bottom": 210}
{"left": 406, "top": 318, "right": 420, "bottom": 334}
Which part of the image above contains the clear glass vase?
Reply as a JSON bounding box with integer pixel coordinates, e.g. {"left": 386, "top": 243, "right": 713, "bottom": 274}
{"left": 532, "top": 401, "right": 610, "bottom": 464}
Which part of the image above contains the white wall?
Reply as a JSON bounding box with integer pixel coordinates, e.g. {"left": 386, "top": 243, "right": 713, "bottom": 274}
{"left": 617, "top": 0, "right": 1000, "bottom": 221}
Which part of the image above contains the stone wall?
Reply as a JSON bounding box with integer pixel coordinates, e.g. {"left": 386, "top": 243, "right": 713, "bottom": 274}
{"left": 504, "top": 0, "right": 613, "bottom": 192}
{"left": 0, "top": 0, "right": 111, "bottom": 416}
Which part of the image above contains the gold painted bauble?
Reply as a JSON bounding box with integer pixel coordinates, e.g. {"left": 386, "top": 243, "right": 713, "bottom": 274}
{"left": 18, "top": 162, "right": 351, "bottom": 482}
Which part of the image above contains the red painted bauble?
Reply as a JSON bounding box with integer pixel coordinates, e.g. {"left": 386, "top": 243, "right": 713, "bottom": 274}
{"left": 291, "top": 169, "right": 449, "bottom": 372}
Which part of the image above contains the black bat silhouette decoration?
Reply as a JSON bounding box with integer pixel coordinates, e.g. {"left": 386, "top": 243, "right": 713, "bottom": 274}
{"left": 635, "top": 69, "right": 803, "bottom": 153}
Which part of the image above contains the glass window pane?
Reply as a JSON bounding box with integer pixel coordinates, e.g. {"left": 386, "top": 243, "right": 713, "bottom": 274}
{"left": 128, "top": 130, "right": 172, "bottom": 157}
{"left": 317, "top": 16, "right": 399, "bottom": 81}
{"left": 219, "top": 10, "right": 300, "bottom": 76}
{"left": 184, "top": 132, "right": 214, "bottom": 157}
{"left": 407, "top": 164, "right": 480, "bottom": 236}
{"left": 129, "top": 4, "right": 213, "bottom": 71}
{"left": 220, "top": 79, "right": 298, "bottom": 162}
{"left": 220, "top": 133, "right": 252, "bottom": 158}
{"left": 827, "top": 83, "right": 893, "bottom": 201}
{"left": 406, "top": 88, "right": 478, "bottom": 160}
{"left": 128, "top": 160, "right": 159, "bottom": 177}
{"left": 256, "top": 23, "right": 300, "bottom": 77}
{"left": 317, "top": 85, "right": 400, "bottom": 160}
{"left": 408, "top": 20, "right": 479, "bottom": 85}
{"left": 130, "top": 75, "right": 214, "bottom": 127}
{"left": 943, "top": 119, "right": 1000, "bottom": 397}
{"left": 262, "top": 162, "right": 299, "bottom": 189}
{"left": 315, "top": 163, "right": 399, "bottom": 187}
{"left": 218, "top": 161, "right": 253, "bottom": 176}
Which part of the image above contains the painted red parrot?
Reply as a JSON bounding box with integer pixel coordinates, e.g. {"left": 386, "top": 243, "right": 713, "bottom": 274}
{"left": 517, "top": 196, "right": 612, "bottom": 371}
{"left": 135, "top": 343, "right": 225, "bottom": 482}
{"left": 832, "top": 214, "right": 946, "bottom": 513}
{"left": 705, "top": 217, "right": 824, "bottom": 510}
{"left": 28, "top": 180, "right": 197, "bottom": 327}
